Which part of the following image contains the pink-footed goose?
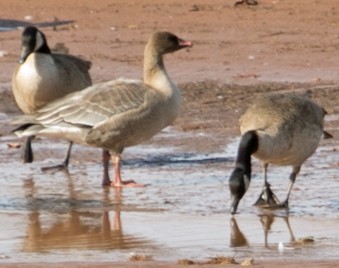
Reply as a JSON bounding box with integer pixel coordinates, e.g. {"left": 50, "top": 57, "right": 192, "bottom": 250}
{"left": 229, "top": 94, "right": 332, "bottom": 214}
{"left": 13, "top": 31, "right": 193, "bottom": 187}
{"left": 12, "top": 26, "right": 92, "bottom": 169}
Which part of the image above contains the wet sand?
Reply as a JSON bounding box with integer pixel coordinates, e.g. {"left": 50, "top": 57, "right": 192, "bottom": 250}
{"left": 1, "top": 0, "right": 339, "bottom": 267}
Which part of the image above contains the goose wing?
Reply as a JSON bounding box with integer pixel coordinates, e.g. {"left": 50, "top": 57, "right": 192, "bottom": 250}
{"left": 35, "top": 79, "right": 156, "bottom": 129}
{"left": 52, "top": 53, "right": 92, "bottom": 85}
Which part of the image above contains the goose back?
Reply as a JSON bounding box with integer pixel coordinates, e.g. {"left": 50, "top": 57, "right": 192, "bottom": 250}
{"left": 239, "top": 94, "right": 325, "bottom": 166}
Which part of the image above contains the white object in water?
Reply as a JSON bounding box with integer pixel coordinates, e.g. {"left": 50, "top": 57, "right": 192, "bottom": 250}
{"left": 278, "top": 241, "right": 284, "bottom": 253}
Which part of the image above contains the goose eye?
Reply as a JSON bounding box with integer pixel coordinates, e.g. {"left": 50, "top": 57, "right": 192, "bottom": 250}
{"left": 167, "top": 35, "right": 177, "bottom": 43}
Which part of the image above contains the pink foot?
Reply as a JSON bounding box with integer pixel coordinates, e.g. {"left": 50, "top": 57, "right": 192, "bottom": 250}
{"left": 111, "top": 180, "right": 146, "bottom": 188}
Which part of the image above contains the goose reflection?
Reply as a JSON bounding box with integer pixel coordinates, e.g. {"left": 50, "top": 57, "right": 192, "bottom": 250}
{"left": 230, "top": 214, "right": 295, "bottom": 249}
{"left": 230, "top": 217, "right": 249, "bottom": 247}
{"left": 21, "top": 172, "right": 153, "bottom": 252}
{"left": 259, "top": 214, "right": 295, "bottom": 249}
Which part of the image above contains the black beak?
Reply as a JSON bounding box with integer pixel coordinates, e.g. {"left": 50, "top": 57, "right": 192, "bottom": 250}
{"left": 19, "top": 46, "right": 31, "bottom": 64}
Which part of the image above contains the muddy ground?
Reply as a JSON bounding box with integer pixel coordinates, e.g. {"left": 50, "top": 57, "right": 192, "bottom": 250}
{"left": 1, "top": 0, "right": 339, "bottom": 267}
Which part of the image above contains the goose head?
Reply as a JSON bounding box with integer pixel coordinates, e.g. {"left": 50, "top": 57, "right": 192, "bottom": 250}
{"left": 146, "top": 31, "right": 193, "bottom": 56}
{"left": 143, "top": 31, "right": 192, "bottom": 87}
{"left": 19, "top": 26, "right": 51, "bottom": 64}
{"left": 229, "top": 167, "right": 251, "bottom": 215}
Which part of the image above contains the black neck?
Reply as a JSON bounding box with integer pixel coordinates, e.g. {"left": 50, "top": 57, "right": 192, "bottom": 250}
{"left": 234, "top": 130, "right": 259, "bottom": 177}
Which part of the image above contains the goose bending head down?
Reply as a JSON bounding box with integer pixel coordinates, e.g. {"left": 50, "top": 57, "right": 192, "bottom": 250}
{"left": 13, "top": 31, "right": 193, "bottom": 187}
{"left": 228, "top": 94, "right": 331, "bottom": 214}
{"left": 12, "top": 26, "right": 92, "bottom": 168}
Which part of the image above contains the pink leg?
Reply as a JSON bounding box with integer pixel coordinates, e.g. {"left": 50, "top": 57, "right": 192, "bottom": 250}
{"left": 111, "top": 154, "right": 145, "bottom": 187}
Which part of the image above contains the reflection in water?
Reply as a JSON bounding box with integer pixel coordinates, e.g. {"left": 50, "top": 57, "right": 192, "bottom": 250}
{"left": 21, "top": 172, "right": 153, "bottom": 252}
{"left": 259, "top": 214, "right": 295, "bottom": 248}
{"left": 230, "top": 217, "right": 248, "bottom": 247}
{"left": 23, "top": 210, "right": 147, "bottom": 252}
{"left": 230, "top": 215, "right": 295, "bottom": 249}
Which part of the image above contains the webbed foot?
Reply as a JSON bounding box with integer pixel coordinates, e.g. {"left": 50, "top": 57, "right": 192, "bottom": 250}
{"left": 254, "top": 182, "right": 281, "bottom": 208}
{"left": 111, "top": 180, "right": 147, "bottom": 188}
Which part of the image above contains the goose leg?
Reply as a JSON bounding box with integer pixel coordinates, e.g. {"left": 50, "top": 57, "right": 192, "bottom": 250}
{"left": 259, "top": 214, "right": 275, "bottom": 248}
{"left": 254, "top": 163, "right": 280, "bottom": 207}
{"left": 280, "top": 166, "right": 300, "bottom": 208}
{"left": 21, "top": 136, "right": 34, "bottom": 163}
{"left": 41, "top": 141, "right": 73, "bottom": 171}
{"left": 283, "top": 216, "right": 295, "bottom": 242}
{"left": 111, "top": 154, "right": 145, "bottom": 188}
{"left": 62, "top": 141, "right": 73, "bottom": 168}
{"left": 102, "top": 150, "right": 111, "bottom": 186}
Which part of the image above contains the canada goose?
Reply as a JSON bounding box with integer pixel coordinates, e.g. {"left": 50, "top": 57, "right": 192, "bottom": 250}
{"left": 13, "top": 31, "right": 193, "bottom": 187}
{"left": 12, "top": 26, "right": 92, "bottom": 168}
{"left": 228, "top": 94, "right": 331, "bottom": 214}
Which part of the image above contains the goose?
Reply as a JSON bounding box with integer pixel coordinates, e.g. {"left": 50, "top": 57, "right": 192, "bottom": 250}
{"left": 12, "top": 31, "right": 193, "bottom": 187}
{"left": 12, "top": 26, "right": 92, "bottom": 168}
{"left": 228, "top": 93, "right": 331, "bottom": 214}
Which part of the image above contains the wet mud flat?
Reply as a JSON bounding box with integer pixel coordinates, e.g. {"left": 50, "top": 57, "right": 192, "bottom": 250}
{"left": 1, "top": 81, "right": 339, "bottom": 265}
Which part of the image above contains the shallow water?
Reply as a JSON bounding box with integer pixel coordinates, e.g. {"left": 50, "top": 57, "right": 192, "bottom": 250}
{"left": 0, "top": 126, "right": 339, "bottom": 263}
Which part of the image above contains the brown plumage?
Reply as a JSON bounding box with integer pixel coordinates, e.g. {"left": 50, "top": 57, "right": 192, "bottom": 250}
{"left": 13, "top": 31, "right": 193, "bottom": 187}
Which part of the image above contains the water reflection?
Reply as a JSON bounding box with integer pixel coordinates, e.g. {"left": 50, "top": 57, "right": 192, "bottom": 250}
{"left": 259, "top": 214, "right": 295, "bottom": 248}
{"left": 21, "top": 172, "right": 154, "bottom": 252}
{"left": 230, "top": 217, "right": 248, "bottom": 247}
{"left": 230, "top": 214, "right": 295, "bottom": 249}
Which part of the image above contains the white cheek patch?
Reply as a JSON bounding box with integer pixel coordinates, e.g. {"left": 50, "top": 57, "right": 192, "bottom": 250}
{"left": 35, "top": 31, "right": 44, "bottom": 51}
{"left": 244, "top": 175, "right": 250, "bottom": 191}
